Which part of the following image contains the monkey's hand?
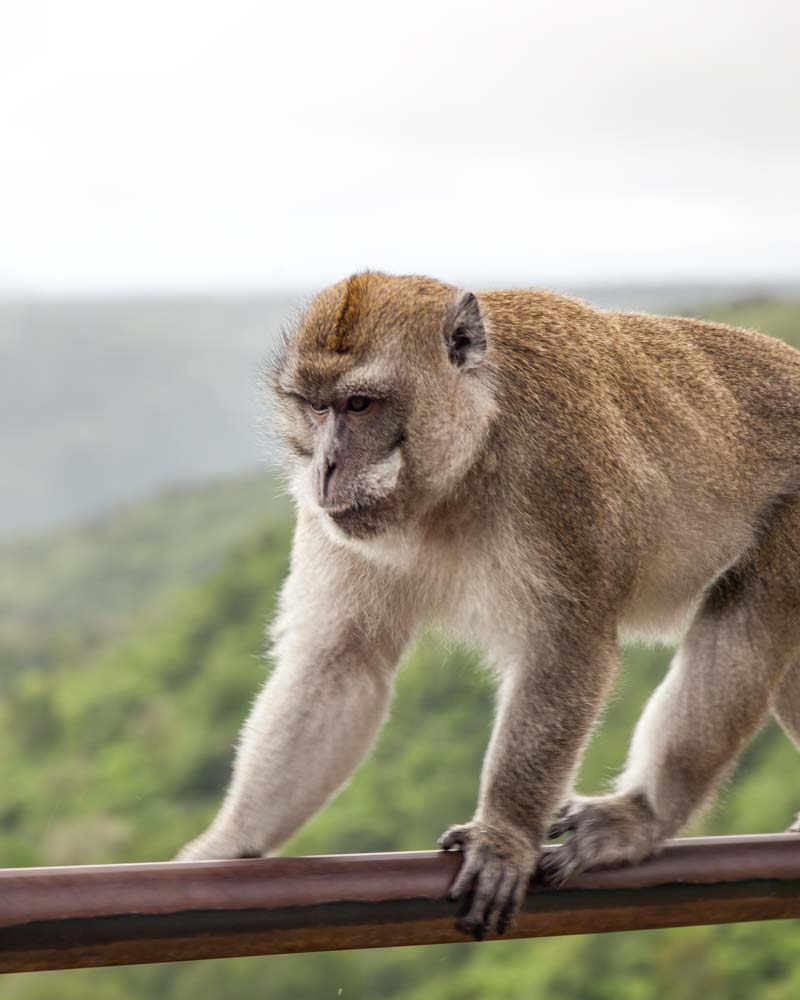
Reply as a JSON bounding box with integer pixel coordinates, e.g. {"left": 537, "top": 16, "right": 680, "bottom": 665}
{"left": 174, "top": 829, "right": 261, "bottom": 863}
{"left": 438, "top": 821, "right": 537, "bottom": 940}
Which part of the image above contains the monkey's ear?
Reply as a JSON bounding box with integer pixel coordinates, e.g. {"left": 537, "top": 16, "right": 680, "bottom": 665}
{"left": 446, "top": 291, "right": 487, "bottom": 370}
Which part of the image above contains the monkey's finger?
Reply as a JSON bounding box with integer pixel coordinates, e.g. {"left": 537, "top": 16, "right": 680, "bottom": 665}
{"left": 496, "top": 874, "right": 528, "bottom": 935}
{"left": 455, "top": 888, "right": 481, "bottom": 939}
{"left": 457, "top": 867, "right": 502, "bottom": 940}
{"left": 448, "top": 853, "right": 481, "bottom": 899}
{"left": 496, "top": 875, "right": 529, "bottom": 935}
{"left": 482, "top": 867, "right": 521, "bottom": 935}
{"left": 438, "top": 827, "right": 469, "bottom": 852}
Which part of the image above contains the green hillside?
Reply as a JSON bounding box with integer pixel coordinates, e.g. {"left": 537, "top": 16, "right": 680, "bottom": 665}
{"left": 2, "top": 299, "right": 799, "bottom": 999}
{"left": 0, "top": 472, "right": 291, "bottom": 680}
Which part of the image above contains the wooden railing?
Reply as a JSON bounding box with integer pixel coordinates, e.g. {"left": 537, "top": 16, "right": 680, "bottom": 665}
{"left": 3, "top": 834, "right": 800, "bottom": 974}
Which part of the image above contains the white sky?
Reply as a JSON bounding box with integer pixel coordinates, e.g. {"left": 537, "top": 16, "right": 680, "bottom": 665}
{"left": 1, "top": 0, "right": 798, "bottom": 293}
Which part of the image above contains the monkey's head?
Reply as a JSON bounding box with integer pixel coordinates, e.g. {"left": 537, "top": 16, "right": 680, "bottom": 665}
{"left": 271, "top": 271, "right": 495, "bottom": 544}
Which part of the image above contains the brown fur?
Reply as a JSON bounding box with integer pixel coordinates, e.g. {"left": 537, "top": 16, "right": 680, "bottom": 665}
{"left": 178, "top": 271, "right": 800, "bottom": 940}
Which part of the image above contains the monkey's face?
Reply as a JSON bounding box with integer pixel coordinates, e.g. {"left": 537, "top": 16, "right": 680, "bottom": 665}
{"left": 271, "top": 272, "right": 494, "bottom": 542}
{"left": 284, "top": 382, "right": 412, "bottom": 539}
{"left": 273, "top": 359, "right": 415, "bottom": 540}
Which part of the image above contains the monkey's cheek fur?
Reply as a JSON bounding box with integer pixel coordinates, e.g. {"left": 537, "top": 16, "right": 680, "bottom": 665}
{"left": 438, "top": 822, "right": 538, "bottom": 940}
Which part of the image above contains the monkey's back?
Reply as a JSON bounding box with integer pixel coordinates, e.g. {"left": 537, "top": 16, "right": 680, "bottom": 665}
{"left": 483, "top": 288, "right": 800, "bottom": 495}
{"left": 614, "top": 310, "right": 800, "bottom": 491}
{"left": 479, "top": 290, "right": 800, "bottom": 630}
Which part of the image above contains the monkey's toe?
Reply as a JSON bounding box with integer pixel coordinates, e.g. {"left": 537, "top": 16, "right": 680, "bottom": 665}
{"left": 547, "top": 806, "right": 575, "bottom": 840}
{"left": 438, "top": 821, "right": 535, "bottom": 939}
{"left": 538, "top": 845, "right": 582, "bottom": 887}
{"left": 547, "top": 794, "right": 605, "bottom": 839}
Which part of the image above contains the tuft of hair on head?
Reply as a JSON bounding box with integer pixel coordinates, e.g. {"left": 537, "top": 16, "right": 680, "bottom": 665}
{"left": 445, "top": 291, "right": 487, "bottom": 370}
{"left": 321, "top": 272, "right": 372, "bottom": 354}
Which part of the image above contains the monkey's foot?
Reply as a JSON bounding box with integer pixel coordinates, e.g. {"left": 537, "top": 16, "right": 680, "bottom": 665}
{"left": 438, "top": 821, "right": 536, "bottom": 940}
{"left": 540, "top": 792, "right": 661, "bottom": 886}
{"left": 786, "top": 813, "right": 800, "bottom": 834}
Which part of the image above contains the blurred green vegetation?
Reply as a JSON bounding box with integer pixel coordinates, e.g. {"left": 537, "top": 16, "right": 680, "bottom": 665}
{"left": 1, "top": 300, "right": 799, "bottom": 999}
{"left": 0, "top": 473, "right": 291, "bottom": 680}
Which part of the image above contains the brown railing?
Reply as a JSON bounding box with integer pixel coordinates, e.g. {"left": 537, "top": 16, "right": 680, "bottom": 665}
{"left": 2, "top": 834, "right": 800, "bottom": 974}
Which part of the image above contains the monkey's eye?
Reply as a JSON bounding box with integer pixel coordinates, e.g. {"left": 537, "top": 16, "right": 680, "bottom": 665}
{"left": 345, "top": 396, "right": 373, "bottom": 413}
{"left": 309, "top": 401, "right": 330, "bottom": 415}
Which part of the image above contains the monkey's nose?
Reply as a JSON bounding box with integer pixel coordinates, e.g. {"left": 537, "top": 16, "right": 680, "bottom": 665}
{"left": 322, "top": 459, "right": 337, "bottom": 501}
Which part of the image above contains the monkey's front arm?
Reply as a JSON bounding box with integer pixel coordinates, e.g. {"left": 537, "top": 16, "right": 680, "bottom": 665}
{"left": 440, "top": 627, "right": 618, "bottom": 938}
{"left": 176, "top": 535, "right": 408, "bottom": 862}
{"left": 176, "top": 655, "right": 394, "bottom": 861}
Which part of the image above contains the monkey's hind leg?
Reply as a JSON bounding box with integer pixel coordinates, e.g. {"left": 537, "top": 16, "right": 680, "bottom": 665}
{"left": 543, "top": 497, "right": 800, "bottom": 885}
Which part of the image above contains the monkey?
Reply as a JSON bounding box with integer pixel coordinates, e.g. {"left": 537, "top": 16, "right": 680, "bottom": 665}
{"left": 177, "top": 271, "right": 800, "bottom": 940}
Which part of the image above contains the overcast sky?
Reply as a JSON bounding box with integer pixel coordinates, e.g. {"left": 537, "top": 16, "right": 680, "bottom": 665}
{"left": 1, "top": 0, "right": 798, "bottom": 294}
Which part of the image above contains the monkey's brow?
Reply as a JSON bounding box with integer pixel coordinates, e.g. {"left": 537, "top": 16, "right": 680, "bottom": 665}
{"left": 333, "top": 379, "right": 391, "bottom": 399}
{"left": 275, "top": 383, "right": 307, "bottom": 401}
{"left": 278, "top": 374, "right": 392, "bottom": 401}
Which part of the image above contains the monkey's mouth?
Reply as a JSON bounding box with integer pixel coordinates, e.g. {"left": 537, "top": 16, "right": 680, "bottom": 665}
{"left": 321, "top": 497, "right": 393, "bottom": 537}
{"left": 323, "top": 500, "right": 376, "bottom": 520}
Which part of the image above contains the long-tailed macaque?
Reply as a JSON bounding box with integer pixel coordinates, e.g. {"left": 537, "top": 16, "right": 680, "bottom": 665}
{"left": 178, "top": 272, "right": 800, "bottom": 939}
